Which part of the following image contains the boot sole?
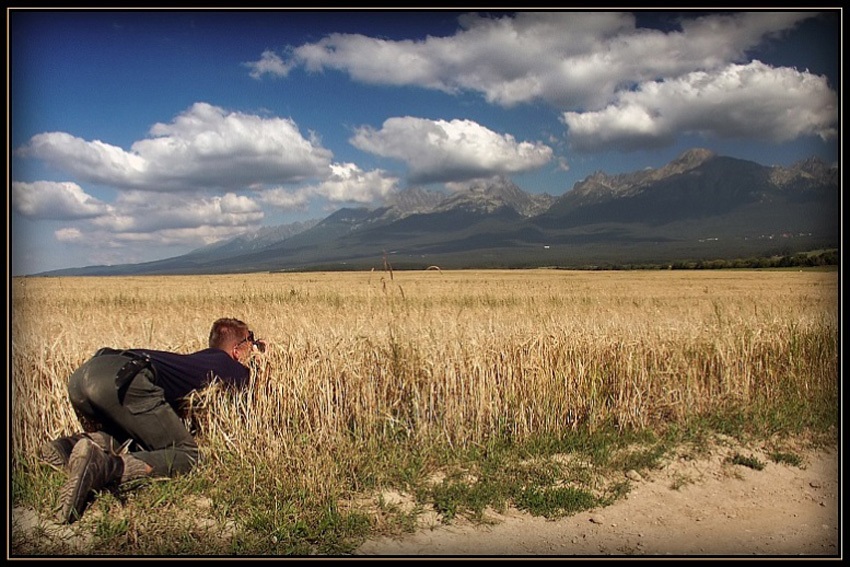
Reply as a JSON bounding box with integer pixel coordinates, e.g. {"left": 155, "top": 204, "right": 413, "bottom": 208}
{"left": 40, "top": 443, "right": 70, "bottom": 472}
{"left": 41, "top": 433, "right": 113, "bottom": 472}
{"left": 56, "top": 440, "right": 96, "bottom": 524}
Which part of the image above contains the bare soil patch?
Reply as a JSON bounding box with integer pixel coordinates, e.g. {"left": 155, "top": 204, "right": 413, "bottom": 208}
{"left": 355, "top": 441, "right": 840, "bottom": 557}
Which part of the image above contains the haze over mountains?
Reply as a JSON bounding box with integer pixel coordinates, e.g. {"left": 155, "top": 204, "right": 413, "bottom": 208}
{"left": 36, "top": 149, "right": 838, "bottom": 276}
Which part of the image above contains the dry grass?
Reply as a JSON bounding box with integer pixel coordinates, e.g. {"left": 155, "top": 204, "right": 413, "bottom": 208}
{"left": 12, "top": 269, "right": 837, "bottom": 461}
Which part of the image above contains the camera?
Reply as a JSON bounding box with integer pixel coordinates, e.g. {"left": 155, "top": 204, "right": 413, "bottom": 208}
{"left": 244, "top": 331, "right": 266, "bottom": 353}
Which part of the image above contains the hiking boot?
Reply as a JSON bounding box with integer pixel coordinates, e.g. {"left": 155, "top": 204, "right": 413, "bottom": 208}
{"left": 40, "top": 432, "right": 119, "bottom": 470}
{"left": 56, "top": 438, "right": 124, "bottom": 524}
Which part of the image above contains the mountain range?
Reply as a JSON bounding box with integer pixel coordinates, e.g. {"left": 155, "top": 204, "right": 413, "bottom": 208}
{"left": 36, "top": 148, "right": 839, "bottom": 275}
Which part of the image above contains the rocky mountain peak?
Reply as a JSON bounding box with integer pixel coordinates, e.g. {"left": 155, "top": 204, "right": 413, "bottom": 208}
{"left": 383, "top": 186, "right": 446, "bottom": 217}
{"left": 768, "top": 156, "right": 838, "bottom": 188}
{"left": 570, "top": 148, "right": 717, "bottom": 202}
{"left": 435, "top": 176, "right": 554, "bottom": 217}
{"left": 790, "top": 156, "right": 835, "bottom": 177}
{"left": 665, "top": 148, "right": 716, "bottom": 173}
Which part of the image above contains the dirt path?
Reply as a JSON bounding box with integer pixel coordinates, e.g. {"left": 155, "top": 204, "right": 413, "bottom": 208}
{"left": 355, "top": 444, "right": 841, "bottom": 557}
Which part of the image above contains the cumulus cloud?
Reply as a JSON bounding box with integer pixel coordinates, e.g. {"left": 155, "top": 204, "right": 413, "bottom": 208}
{"left": 90, "top": 191, "right": 264, "bottom": 233}
{"left": 309, "top": 162, "right": 399, "bottom": 203}
{"left": 117, "top": 224, "right": 253, "bottom": 246}
{"left": 37, "top": 189, "right": 265, "bottom": 258}
{"left": 56, "top": 224, "right": 255, "bottom": 252}
{"left": 257, "top": 187, "right": 313, "bottom": 210}
{"left": 17, "top": 102, "right": 333, "bottom": 192}
{"left": 12, "top": 181, "right": 112, "bottom": 220}
{"left": 350, "top": 117, "right": 552, "bottom": 184}
{"left": 257, "top": 162, "right": 399, "bottom": 208}
{"left": 34, "top": 190, "right": 264, "bottom": 264}
{"left": 54, "top": 227, "right": 85, "bottom": 242}
{"left": 11, "top": 96, "right": 405, "bottom": 261}
{"left": 562, "top": 60, "right": 839, "bottom": 152}
{"left": 252, "top": 11, "right": 817, "bottom": 110}
{"left": 247, "top": 11, "right": 835, "bottom": 152}
{"left": 245, "top": 49, "right": 295, "bottom": 79}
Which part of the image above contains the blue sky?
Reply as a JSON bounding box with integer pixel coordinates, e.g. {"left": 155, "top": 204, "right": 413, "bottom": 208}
{"left": 9, "top": 9, "right": 840, "bottom": 276}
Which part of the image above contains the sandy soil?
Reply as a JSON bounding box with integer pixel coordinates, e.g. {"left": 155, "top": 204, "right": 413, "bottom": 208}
{"left": 355, "top": 442, "right": 841, "bottom": 558}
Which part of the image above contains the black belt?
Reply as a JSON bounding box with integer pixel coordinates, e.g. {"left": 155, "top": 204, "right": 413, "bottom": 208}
{"left": 93, "top": 347, "right": 156, "bottom": 402}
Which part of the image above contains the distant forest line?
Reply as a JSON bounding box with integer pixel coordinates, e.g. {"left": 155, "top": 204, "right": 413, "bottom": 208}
{"left": 24, "top": 248, "right": 839, "bottom": 278}
{"left": 352, "top": 248, "right": 840, "bottom": 274}
{"left": 574, "top": 249, "right": 839, "bottom": 271}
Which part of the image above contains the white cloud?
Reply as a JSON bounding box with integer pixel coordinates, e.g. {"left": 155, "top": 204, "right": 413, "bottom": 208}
{"left": 135, "top": 225, "right": 252, "bottom": 246}
{"left": 90, "top": 191, "right": 264, "bottom": 233}
{"left": 17, "top": 102, "right": 333, "bottom": 192}
{"left": 257, "top": 187, "right": 313, "bottom": 210}
{"left": 256, "top": 163, "right": 399, "bottom": 208}
{"left": 250, "top": 11, "right": 834, "bottom": 152}
{"left": 41, "top": 191, "right": 263, "bottom": 264}
{"left": 16, "top": 132, "right": 149, "bottom": 187}
{"left": 54, "top": 224, "right": 254, "bottom": 257}
{"left": 54, "top": 227, "right": 84, "bottom": 242}
{"left": 562, "top": 60, "right": 838, "bottom": 152}
{"left": 310, "top": 162, "right": 399, "bottom": 203}
{"left": 11, "top": 181, "right": 112, "bottom": 220}
{"left": 245, "top": 49, "right": 294, "bottom": 79}
{"left": 258, "top": 11, "right": 818, "bottom": 110}
{"left": 219, "top": 192, "right": 263, "bottom": 215}
{"left": 31, "top": 189, "right": 265, "bottom": 265}
{"left": 350, "top": 117, "right": 552, "bottom": 184}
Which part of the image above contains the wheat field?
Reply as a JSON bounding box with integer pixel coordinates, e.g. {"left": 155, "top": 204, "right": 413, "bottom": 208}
{"left": 11, "top": 269, "right": 838, "bottom": 470}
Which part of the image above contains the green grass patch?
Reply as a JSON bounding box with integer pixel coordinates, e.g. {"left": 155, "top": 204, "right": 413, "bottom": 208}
{"left": 427, "top": 477, "right": 507, "bottom": 522}
{"left": 515, "top": 486, "right": 598, "bottom": 518}
{"left": 769, "top": 451, "right": 804, "bottom": 467}
{"left": 729, "top": 453, "right": 766, "bottom": 470}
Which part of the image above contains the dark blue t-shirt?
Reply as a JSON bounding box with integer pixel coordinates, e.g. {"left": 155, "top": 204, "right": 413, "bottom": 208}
{"left": 128, "top": 347, "right": 250, "bottom": 402}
